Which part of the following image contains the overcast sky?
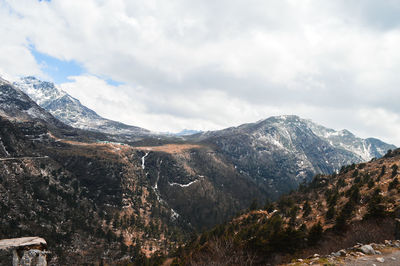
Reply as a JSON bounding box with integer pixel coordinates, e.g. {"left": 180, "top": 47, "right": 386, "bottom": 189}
{"left": 1, "top": 0, "right": 400, "bottom": 145}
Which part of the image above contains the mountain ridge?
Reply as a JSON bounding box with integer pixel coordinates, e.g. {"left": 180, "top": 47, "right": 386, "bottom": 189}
{"left": 14, "top": 76, "right": 150, "bottom": 137}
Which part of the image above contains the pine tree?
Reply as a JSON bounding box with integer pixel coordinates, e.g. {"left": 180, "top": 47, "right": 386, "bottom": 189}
{"left": 303, "top": 200, "right": 312, "bottom": 218}
{"left": 326, "top": 205, "right": 335, "bottom": 220}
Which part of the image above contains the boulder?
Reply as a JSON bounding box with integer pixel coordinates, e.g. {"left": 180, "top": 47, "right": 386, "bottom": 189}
{"left": 359, "top": 244, "right": 376, "bottom": 255}
{"left": 0, "top": 237, "right": 48, "bottom": 266}
{"left": 0, "top": 237, "right": 46, "bottom": 250}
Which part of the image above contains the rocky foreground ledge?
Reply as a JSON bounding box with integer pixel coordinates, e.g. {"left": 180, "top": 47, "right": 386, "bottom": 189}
{"left": 0, "top": 237, "right": 48, "bottom": 266}
{"left": 286, "top": 240, "right": 400, "bottom": 265}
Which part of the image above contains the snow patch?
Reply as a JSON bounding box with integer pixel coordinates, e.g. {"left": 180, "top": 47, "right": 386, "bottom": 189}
{"left": 171, "top": 209, "right": 180, "bottom": 220}
{"left": 169, "top": 179, "right": 199, "bottom": 188}
{"left": 141, "top": 152, "right": 149, "bottom": 170}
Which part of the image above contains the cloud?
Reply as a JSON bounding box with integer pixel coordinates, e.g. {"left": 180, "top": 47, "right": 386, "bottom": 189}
{"left": 1, "top": 0, "right": 400, "bottom": 145}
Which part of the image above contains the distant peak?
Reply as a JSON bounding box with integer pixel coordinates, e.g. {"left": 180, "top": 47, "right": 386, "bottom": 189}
{"left": 258, "top": 115, "right": 303, "bottom": 125}
{"left": 0, "top": 76, "right": 10, "bottom": 85}
{"left": 339, "top": 129, "right": 354, "bottom": 136}
{"left": 22, "top": 76, "right": 38, "bottom": 80}
{"left": 20, "top": 76, "right": 55, "bottom": 86}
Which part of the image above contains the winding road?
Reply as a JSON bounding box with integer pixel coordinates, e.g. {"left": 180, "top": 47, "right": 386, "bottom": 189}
{"left": 0, "top": 156, "right": 49, "bottom": 161}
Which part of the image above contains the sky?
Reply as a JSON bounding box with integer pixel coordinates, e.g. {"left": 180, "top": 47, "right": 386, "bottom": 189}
{"left": 1, "top": 0, "right": 400, "bottom": 145}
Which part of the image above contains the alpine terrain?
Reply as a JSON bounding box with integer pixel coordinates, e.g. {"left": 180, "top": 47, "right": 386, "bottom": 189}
{"left": 176, "top": 148, "right": 400, "bottom": 265}
{"left": 14, "top": 76, "right": 150, "bottom": 138}
{"left": 0, "top": 76, "right": 396, "bottom": 264}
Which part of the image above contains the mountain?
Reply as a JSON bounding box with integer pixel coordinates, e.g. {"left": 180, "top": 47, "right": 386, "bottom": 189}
{"left": 191, "top": 115, "right": 396, "bottom": 198}
{"left": 14, "top": 76, "right": 150, "bottom": 138}
{"left": 175, "top": 149, "right": 400, "bottom": 265}
{"left": 304, "top": 119, "right": 392, "bottom": 161}
{"left": 0, "top": 77, "right": 65, "bottom": 128}
{"left": 0, "top": 78, "right": 190, "bottom": 264}
{"left": 1, "top": 75, "right": 397, "bottom": 264}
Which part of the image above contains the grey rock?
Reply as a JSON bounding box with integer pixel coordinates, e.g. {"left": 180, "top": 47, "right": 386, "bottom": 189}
{"left": 0, "top": 237, "right": 48, "bottom": 266}
{"left": 359, "top": 244, "right": 376, "bottom": 255}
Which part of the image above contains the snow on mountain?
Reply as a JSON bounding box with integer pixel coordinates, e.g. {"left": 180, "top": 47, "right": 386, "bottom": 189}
{"left": 193, "top": 115, "right": 396, "bottom": 196}
{"left": 0, "top": 77, "right": 63, "bottom": 126}
{"left": 14, "top": 77, "right": 149, "bottom": 136}
{"left": 303, "top": 118, "right": 395, "bottom": 161}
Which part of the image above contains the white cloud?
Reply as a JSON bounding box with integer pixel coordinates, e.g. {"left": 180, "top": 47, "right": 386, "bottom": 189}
{"left": 1, "top": 0, "right": 400, "bottom": 145}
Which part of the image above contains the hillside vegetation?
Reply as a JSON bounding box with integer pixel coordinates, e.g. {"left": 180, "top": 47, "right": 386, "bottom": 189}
{"left": 174, "top": 149, "right": 400, "bottom": 265}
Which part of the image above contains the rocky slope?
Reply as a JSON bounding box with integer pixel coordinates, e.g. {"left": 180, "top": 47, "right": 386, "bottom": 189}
{"left": 174, "top": 148, "right": 400, "bottom": 265}
{"left": 0, "top": 82, "right": 189, "bottom": 264}
{"left": 14, "top": 76, "right": 149, "bottom": 138}
{"left": 191, "top": 115, "right": 395, "bottom": 198}
{"left": 2, "top": 76, "right": 398, "bottom": 264}
{"left": 0, "top": 77, "right": 65, "bottom": 128}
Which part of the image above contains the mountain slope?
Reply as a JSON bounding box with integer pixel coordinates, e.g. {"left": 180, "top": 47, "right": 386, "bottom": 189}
{"left": 0, "top": 77, "right": 65, "bottom": 128}
{"left": 14, "top": 76, "right": 150, "bottom": 137}
{"left": 0, "top": 78, "right": 189, "bottom": 264}
{"left": 191, "top": 115, "right": 395, "bottom": 197}
{"left": 305, "top": 119, "right": 393, "bottom": 161}
{"left": 176, "top": 148, "right": 400, "bottom": 265}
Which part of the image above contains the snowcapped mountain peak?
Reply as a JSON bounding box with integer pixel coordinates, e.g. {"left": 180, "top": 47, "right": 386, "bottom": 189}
{"left": 15, "top": 77, "right": 68, "bottom": 107}
{"left": 0, "top": 76, "right": 10, "bottom": 86}
{"left": 14, "top": 76, "right": 149, "bottom": 137}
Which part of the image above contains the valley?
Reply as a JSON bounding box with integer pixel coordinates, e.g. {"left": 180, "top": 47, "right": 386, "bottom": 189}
{"left": 0, "top": 76, "right": 397, "bottom": 265}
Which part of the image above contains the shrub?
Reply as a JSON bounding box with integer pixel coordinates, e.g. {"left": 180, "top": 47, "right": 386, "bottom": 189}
{"left": 388, "top": 178, "right": 399, "bottom": 190}
{"left": 308, "top": 222, "right": 323, "bottom": 245}
{"left": 326, "top": 205, "right": 335, "bottom": 220}
{"left": 368, "top": 179, "right": 375, "bottom": 189}
{"left": 365, "top": 189, "right": 386, "bottom": 219}
{"left": 335, "top": 200, "right": 355, "bottom": 231}
{"left": 380, "top": 165, "right": 386, "bottom": 177}
{"left": 391, "top": 164, "right": 398, "bottom": 178}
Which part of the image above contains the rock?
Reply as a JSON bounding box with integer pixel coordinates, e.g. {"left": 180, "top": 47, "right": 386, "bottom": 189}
{"left": 338, "top": 249, "right": 347, "bottom": 256}
{"left": 376, "top": 257, "right": 385, "bottom": 263}
{"left": 0, "top": 237, "right": 46, "bottom": 250}
{"left": 391, "top": 257, "right": 397, "bottom": 261}
{"left": 313, "top": 254, "right": 319, "bottom": 258}
{"left": 360, "top": 244, "right": 376, "bottom": 255}
{"left": 0, "top": 237, "right": 48, "bottom": 266}
{"left": 375, "top": 250, "right": 382, "bottom": 255}
{"left": 297, "top": 259, "right": 303, "bottom": 262}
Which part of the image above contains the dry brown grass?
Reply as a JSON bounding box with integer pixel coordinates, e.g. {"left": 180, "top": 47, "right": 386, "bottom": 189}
{"left": 133, "top": 144, "right": 203, "bottom": 154}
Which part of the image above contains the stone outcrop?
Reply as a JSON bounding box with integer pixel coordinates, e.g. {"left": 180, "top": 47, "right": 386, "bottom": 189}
{"left": 0, "top": 237, "right": 48, "bottom": 266}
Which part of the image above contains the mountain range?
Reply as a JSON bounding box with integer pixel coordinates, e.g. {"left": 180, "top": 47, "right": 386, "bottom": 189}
{"left": 0, "top": 75, "right": 397, "bottom": 264}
